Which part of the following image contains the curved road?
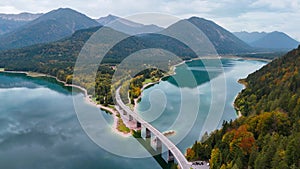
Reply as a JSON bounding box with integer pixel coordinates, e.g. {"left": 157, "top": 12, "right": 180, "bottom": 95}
{"left": 115, "top": 87, "right": 192, "bottom": 169}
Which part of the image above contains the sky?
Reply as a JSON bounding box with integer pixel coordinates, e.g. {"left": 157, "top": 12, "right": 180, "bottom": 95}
{"left": 0, "top": 0, "right": 300, "bottom": 41}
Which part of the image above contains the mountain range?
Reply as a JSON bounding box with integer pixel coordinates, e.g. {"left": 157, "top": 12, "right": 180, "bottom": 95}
{"left": 0, "top": 7, "right": 298, "bottom": 54}
{"left": 0, "top": 13, "right": 262, "bottom": 75}
{"left": 0, "top": 10, "right": 164, "bottom": 50}
{"left": 234, "top": 31, "right": 299, "bottom": 50}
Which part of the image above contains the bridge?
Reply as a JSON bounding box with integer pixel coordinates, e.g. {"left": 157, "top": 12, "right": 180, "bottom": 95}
{"left": 115, "top": 87, "right": 193, "bottom": 169}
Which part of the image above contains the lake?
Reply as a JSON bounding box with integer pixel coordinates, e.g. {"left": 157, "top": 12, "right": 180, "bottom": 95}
{"left": 0, "top": 58, "right": 266, "bottom": 169}
{"left": 137, "top": 59, "right": 266, "bottom": 151}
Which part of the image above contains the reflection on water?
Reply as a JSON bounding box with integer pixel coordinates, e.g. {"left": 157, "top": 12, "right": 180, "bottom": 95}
{"left": 137, "top": 59, "right": 266, "bottom": 151}
{"left": 0, "top": 72, "right": 161, "bottom": 169}
{"left": 0, "top": 72, "right": 77, "bottom": 94}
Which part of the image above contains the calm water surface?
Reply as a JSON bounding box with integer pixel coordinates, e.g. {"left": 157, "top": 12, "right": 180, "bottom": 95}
{"left": 137, "top": 59, "right": 266, "bottom": 151}
{"left": 0, "top": 72, "right": 160, "bottom": 169}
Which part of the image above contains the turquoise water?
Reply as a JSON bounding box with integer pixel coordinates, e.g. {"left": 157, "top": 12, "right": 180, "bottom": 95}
{"left": 137, "top": 59, "right": 266, "bottom": 151}
{"left": 0, "top": 59, "right": 265, "bottom": 169}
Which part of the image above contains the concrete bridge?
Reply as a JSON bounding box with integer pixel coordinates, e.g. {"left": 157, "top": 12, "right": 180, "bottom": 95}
{"left": 115, "top": 87, "right": 193, "bottom": 169}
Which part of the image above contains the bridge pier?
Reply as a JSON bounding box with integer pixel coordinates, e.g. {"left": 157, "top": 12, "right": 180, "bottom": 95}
{"left": 156, "top": 138, "right": 162, "bottom": 154}
{"left": 122, "top": 109, "right": 127, "bottom": 115}
{"left": 136, "top": 121, "right": 141, "bottom": 128}
{"left": 168, "top": 150, "right": 175, "bottom": 163}
{"left": 146, "top": 128, "right": 151, "bottom": 139}
{"left": 129, "top": 114, "right": 133, "bottom": 121}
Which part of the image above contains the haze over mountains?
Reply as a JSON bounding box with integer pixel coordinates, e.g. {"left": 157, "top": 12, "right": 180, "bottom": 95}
{"left": 0, "top": 12, "right": 42, "bottom": 21}
{"left": 0, "top": 13, "right": 42, "bottom": 35}
{"left": 97, "top": 14, "right": 163, "bottom": 35}
{"left": 234, "top": 31, "right": 299, "bottom": 50}
{"left": 234, "top": 31, "right": 267, "bottom": 44}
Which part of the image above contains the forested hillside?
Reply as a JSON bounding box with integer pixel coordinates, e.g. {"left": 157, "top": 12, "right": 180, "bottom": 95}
{"left": 0, "top": 26, "right": 99, "bottom": 75}
{"left": 186, "top": 46, "right": 300, "bottom": 169}
{"left": 235, "top": 45, "right": 300, "bottom": 117}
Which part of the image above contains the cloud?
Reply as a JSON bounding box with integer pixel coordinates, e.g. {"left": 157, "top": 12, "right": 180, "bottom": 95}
{"left": 250, "top": 0, "right": 300, "bottom": 11}
{"left": 0, "top": 6, "right": 22, "bottom": 14}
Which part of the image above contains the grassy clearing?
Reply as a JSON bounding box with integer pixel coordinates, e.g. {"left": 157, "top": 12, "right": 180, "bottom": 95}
{"left": 142, "top": 78, "right": 153, "bottom": 85}
{"left": 117, "top": 117, "right": 130, "bottom": 134}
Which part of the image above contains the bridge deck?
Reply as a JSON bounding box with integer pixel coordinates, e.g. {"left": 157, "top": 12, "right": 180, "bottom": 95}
{"left": 115, "top": 87, "right": 192, "bottom": 169}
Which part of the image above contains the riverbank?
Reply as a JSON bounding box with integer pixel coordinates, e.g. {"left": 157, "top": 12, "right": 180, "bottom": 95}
{"left": 233, "top": 78, "right": 249, "bottom": 118}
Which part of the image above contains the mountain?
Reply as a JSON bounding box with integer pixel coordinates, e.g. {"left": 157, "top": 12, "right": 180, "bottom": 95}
{"left": 96, "top": 14, "right": 163, "bottom": 35}
{"left": 97, "top": 14, "right": 119, "bottom": 25}
{"left": 187, "top": 17, "right": 253, "bottom": 54}
{"left": 0, "top": 18, "right": 27, "bottom": 35}
{"left": 0, "top": 8, "right": 99, "bottom": 50}
{"left": 250, "top": 31, "right": 299, "bottom": 50}
{"left": 0, "top": 26, "right": 100, "bottom": 73}
{"left": 0, "top": 13, "right": 42, "bottom": 35}
{"left": 234, "top": 31, "right": 299, "bottom": 50}
{"left": 0, "top": 12, "right": 42, "bottom": 21}
{"left": 186, "top": 45, "right": 300, "bottom": 168}
{"left": 234, "top": 31, "right": 267, "bottom": 44}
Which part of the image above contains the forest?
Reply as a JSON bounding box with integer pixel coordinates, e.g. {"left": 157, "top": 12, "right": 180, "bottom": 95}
{"left": 186, "top": 45, "right": 300, "bottom": 168}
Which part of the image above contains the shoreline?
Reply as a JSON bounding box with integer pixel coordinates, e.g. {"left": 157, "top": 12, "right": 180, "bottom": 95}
{"left": 133, "top": 82, "right": 158, "bottom": 112}
{"left": 3, "top": 70, "right": 88, "bottom": 96}
{"left": 1, "top": 70, "right": 131, "bottom": 137}
{"left": 86, "top": 99, "right": 132, "bottom": 137}
{"left": 233, "top": 79, "right": 248, "bottom": 118}
{"left": 219, "top": 55, "right": 272, "bottom": 62}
